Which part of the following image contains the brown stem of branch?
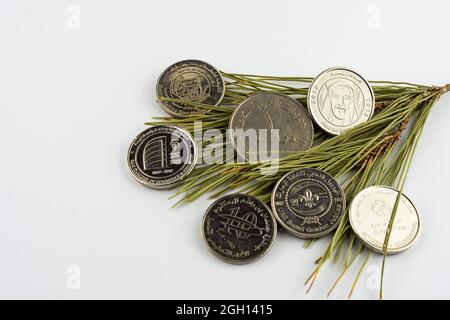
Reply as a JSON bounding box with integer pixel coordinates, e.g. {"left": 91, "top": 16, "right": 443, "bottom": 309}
{"left": 358, "top": 116, "right": 410, "bottom": 169}
{"left": 374, "top": 101, "right": 392, "bottom": 111}
{"left": 441, "top": 84, "right": 450, "bottom": 94}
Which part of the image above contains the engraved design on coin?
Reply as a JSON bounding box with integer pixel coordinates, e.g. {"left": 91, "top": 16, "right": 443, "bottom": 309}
{"left": 308, "top": 67, "right": 375, "bottom": 135}
{"left": 143, "top": 135, "right": 168, "bottom": 170}
{"left": 156, "top": 59, "right": 225, "bottom": 117}
{"left": 127, "top": 125, "right": 197, "bottom": 189}
{"left": 170, "top": 69, "right": 210, "bottom": 103}
{"left": 349, "top": 185, "right": 421, "bottom": 254}
{"left": 229, "top": 92, "right": 314, "bottom": 161}
{"left": 298, "top": 188, "right": 319, "bottom": 208}
{"left": 202, "top": 194, "right": 277, "bottom": 264}
{"left": 271, "top": 168, "right": 346, "bottom": 238}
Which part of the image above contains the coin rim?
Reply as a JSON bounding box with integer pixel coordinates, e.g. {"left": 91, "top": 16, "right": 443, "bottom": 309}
{"left": 127, "top": 125, "right": 198, "bottom": 189}
{"left": 270, "top": 168, "right": 346, "bottom": 239}
{"left": 201, "top": 193, "right": 278, "bottom": 264}
{"left": 348, "top": 185, "right": 421, "bottom": 255}
{"left": 155, "top": 59, "right": 225, "bottom": 118}
{"left": 307, "top": 66, "right": 375, "bottom": 135}
{"left": 229, "top": 91, "right": 314, "bottom": 162}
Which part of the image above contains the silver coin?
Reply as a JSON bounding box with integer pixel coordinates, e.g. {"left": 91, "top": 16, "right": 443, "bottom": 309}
{"left": 201, "top": 193, "right": 277, "bottom": 264}
{"left": 127, "top": 125, "right": 197, "bottom": 189}
{"left": 271, "top": 168, "right": 346, "bottom": 239}
{"left": 307, "top": 67, "right": 375, "bottom": 135}
{"left": 156, "top": 59, "right": 225, "bottom": 117}
{"left": 229, "top": 92, "right": 314, "bottom": 161}
{"left": 349, "top": 185, "right": 421, "bottom": 254}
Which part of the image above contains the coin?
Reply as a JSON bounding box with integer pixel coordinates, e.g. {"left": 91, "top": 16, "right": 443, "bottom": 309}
{"left": 307, "top": 67, "right": 375, "bottom": 135}
{"left": 127, "top": 125, "right": 197, "bottom": 189}
{"left": 202, "top": 193, "right": 277, "bottom": 264}
{"left": 156, "top": 59, "right": 225, "bottom": 117}
{"left": 271, "top": 168, "right": 345, "bottom": 239}
{"left": 229, "top": 92, "right": 314, "bottom": 161}
{"left": 349, "top": 185, "right": 421, "bottom": 254}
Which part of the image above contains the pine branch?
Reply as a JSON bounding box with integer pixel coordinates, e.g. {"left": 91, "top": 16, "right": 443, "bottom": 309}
{"left": 150, "top": 71, "right": 449, "bottom": 298}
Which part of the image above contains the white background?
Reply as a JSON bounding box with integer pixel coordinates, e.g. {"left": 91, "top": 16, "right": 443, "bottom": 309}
{"left": 1, "top": 0, "right": 450, "bottom": 300}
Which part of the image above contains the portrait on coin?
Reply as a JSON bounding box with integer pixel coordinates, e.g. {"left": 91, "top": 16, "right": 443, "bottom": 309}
{"left": 318, "top": 80, "right": 364, "bottom": 126}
